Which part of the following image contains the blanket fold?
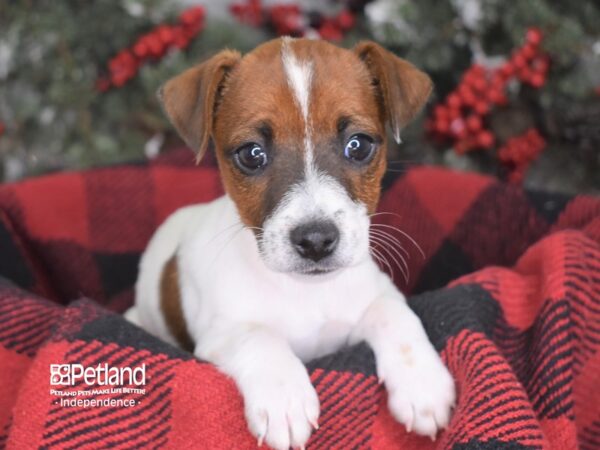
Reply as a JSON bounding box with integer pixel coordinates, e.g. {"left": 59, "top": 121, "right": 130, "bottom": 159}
{"left": 0, "top": 149, "right": 598, "bottom": 449}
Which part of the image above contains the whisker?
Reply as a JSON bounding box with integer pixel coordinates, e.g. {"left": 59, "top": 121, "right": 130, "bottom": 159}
{"left": 369, "top": 228, "right": 410, "bottom": 258}
{"left": 200, "top": 222, "right": 244, "bottom": 249}
{"left": 369, "top": 246, "right": 394, "bottom": 283}
{"left": 369, "top": 240, "right": 404, "bottom": 282}
{"left": 369, "top": 233, "right": 410, "bottom": 282}
{"left": 370, "top": 234, "right": 409, "bottom": 283}
{"left": 208, "top": 226, "right": 248, "bottom": 267}
{"left": 370, "top": 251, "right": 391, "bottom": 280}
{"left": 370, "top": 223, "right": 425, "bottom": 259}
{"left": 372, "top": 242, "right": 407, "bottom": 285}
{"left": 369, "top": 211, "right": 403, "bottom": 220}
{"left": 369, "top": 248, "right": 384, "bottom": 267}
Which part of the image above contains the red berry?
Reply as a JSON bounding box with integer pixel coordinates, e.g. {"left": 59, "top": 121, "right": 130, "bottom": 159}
{"left": 107, "top": 51, "right": 123, "bottom": 72}
{"left": 133, "top": 40, "right": 149, "bottom": 58}
{"left": 285, "top": 16, "right": 303, "bottom": 34}
{"left": 521, "top": 44, "right": 537, "bottom": 60}
{"left": 182, "top": 20, "right": 202, "bottom": 37}
{"left": 499, "top": 63, "right": 515, "bottom": 79}
{"left": 447, "top": 93, "right": 462, "bottom": 109}
{"left": 509, "top": 169, "right": 525, "bottom": 183}
{"left": 271, "top": 6, "right": 303, "bottom": 35}
{"left": 434, "top": 105, "right": 449, "bottom": 119}
{"left": 472, "top": 77, "right": 488, "bottom": 92}
{"left": 466, "top": 115, "right": 482, "bottom": 132}
{"left": 528, "top": 129, "right": 545, "bottom": 147}
{"left": 436, "top": 118, "right": 450, "bottom": 134}
{"left": 512, "top": 53, "right": 526, "bottom": 69}
{"left": 459, "top": 85, "right": 476, "bottom": 106}
{"left": 474, "top": 101, "right": 490, "bottom": 115}
{"left": 488, "top": 88, "right": 507, "bottom": 105}
{"left": 180, "top": 6, "right": 205, "bottom": 26}
{"left": 450, "top": 118, "right": 467, "bottom": 139}
{"left": 529, "top": 73, "right": 546, "bottom": 88}
{"left": 473, "top": 64, "right": 486, "bottom": 75}
{"left": 526, "top": 27, "right": 543, "bottom": 46}
{"left": 533, "top": 56, "right": 550, "bottom": 74}
{"left": 109, "top": 51, "right": 137, "bottom": 86}
{"left": 229, "top": 2, "right": 260, "bottom": 26}
{"left": 490, "top": 73, "right": 505, "bottom": 88}
{"left": 336, "top": 11, "right": 355, "bottom": 30}
{"left": 518, "top": 67, "right": 532, "bottom": 82}
{"left": 447, "top": 106, "right": 461, "bottom": 120}
{"left": 462, "top": 73, "right": 474, "bottom": 87}
{"left": 110, "top": 72, "right": 128, "bottom": 87}
{"left": 463, "top": 91, "right": 477, "bottom": 107}
{"left": 318, "top": 21, "right": 343, "bottom": 41}
{"left": 172, "top": 26, "right": 191, "bottom": 49}
{"left": 458, "top": 83, "right": 470, "bottom": 97}
{"left": 477, "top": 130, "right": 495, "bottom": 148}
{"left": 157, "top": 25, "right": 175, "bottom": 45}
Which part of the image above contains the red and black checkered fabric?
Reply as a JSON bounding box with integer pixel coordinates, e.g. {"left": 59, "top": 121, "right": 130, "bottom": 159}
{"left": 0, "top": 148, "right": 599, "bottom": 449}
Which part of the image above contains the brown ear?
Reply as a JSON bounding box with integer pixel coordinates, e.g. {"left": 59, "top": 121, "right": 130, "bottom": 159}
{"left": 353, "top": 41, "right": 432, "bottom": 143}
{"left": 157, "top": 49, "right": 241, "bottom": 160}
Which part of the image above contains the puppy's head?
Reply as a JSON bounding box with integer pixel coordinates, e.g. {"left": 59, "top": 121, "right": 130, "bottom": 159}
{"left": 159, "top": 38, "right": 431, "bottom": 276}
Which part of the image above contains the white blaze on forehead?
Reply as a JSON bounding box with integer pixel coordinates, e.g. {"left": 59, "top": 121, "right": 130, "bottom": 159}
{"left": 281, "top": 38, "right": 315, "bottom": 170}
{"left": 281, "top": 38, "right": 312, "bottom": 121}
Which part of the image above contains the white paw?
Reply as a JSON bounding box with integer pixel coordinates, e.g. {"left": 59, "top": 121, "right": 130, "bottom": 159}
{"left": 240, "top": 363, "right": 320, "bottom": 450}
{"left": 378, "top": 340, "right": 456, "bottom": 439}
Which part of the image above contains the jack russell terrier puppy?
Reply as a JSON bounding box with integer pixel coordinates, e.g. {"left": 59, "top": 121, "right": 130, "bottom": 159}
{"left": 126, "top": 37, "right": 455, "bottom": 450}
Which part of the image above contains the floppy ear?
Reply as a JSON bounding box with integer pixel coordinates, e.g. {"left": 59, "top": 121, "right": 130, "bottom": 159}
{"left": 353, "top": 41, "right": 433, "bottom": 143}
{"left": 157, "top": 49, "right": 241, "bottom": 160}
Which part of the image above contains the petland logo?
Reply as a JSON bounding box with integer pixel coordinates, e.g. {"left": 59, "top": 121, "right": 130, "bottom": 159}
{"left": 50, "top": 363, "right": 146, "bottom": 386}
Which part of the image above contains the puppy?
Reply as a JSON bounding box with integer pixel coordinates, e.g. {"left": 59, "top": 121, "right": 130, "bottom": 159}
{"left": 126, "top": 37, "right": 455, "bottom": 450}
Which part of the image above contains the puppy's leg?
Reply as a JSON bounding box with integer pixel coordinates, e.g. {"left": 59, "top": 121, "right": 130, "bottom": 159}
{"left": 196, "top": 325, "right": 319, "bottom": 450}
{"left": 123, "top": 306, "right": 141, "bottom": 326}
{"left": 351, "top": 290, "right": 455, "bottom": 439}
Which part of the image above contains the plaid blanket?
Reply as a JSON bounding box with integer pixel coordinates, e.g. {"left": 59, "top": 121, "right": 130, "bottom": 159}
{"left": 0, "top": 148, "right": 598, "bottom": 449}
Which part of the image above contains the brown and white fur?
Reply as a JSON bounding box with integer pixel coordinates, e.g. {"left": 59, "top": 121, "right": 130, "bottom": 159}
{"left": 126, "top": 38, "right": 455, "bottom": 450}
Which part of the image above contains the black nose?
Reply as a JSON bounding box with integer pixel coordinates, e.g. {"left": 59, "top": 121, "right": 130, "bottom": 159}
{"left": 290, "top": 221, "right": 340, "bottom": 262}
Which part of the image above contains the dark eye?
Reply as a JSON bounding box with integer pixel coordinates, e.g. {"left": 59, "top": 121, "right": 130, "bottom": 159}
{"left": 344, "top": 134, "right": 375, "bottom": 163}
{"left": 234, "top": 143, "right": 268, "bottom": 174}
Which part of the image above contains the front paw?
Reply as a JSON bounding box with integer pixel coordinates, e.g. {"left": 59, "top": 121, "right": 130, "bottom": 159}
{"left": 378, "top": 340, "right": 456, "bottom": 439}
{"left": 241, "top": 365, "right": 320, "bottom": 450}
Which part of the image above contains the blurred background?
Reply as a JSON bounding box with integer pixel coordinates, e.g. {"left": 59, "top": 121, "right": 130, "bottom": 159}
{"left": 0, "top": 0, "right": 598, "bottom": 193}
